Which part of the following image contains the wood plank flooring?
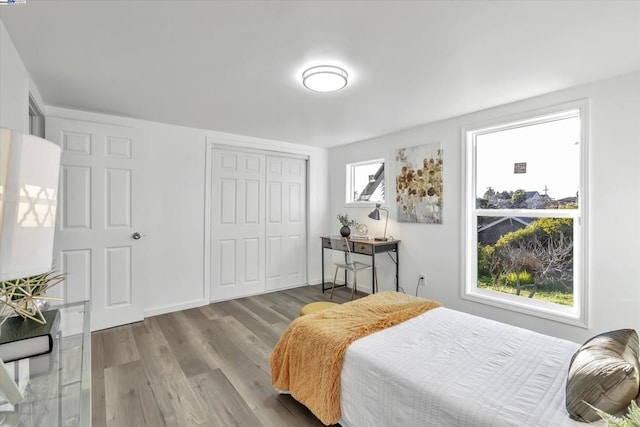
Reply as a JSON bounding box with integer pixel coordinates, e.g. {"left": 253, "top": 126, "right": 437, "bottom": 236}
{"left": 92, "top": 285, "right": 362, "bottom": 427}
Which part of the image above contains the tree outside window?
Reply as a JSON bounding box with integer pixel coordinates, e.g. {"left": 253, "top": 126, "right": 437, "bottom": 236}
{"left": 464, "top": 102, "right": 587, "bottom": 325}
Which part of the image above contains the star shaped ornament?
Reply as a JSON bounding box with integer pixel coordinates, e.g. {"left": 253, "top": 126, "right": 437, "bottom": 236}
{"left": 0, "top": 271, "right": 65, "bottom": 325}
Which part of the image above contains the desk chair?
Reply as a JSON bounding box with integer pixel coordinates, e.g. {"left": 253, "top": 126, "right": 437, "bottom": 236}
{"left": 329, "top": 236, "right": 378, "bottom": 300}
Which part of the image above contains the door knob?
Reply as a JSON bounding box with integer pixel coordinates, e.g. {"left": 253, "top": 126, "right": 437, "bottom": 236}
{"left": 132, "top": 232, "right": 142, "bottom": 240}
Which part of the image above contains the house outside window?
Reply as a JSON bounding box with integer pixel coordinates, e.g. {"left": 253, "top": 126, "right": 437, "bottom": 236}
{"left": 346, "top": 159, "right": 385, "bottom": 204}
{"left": 463, "top": 101, "right": 588, "bottom": 326}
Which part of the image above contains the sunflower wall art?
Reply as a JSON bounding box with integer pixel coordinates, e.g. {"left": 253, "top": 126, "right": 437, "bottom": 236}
{"left": 396, "top": 143, "right": 443, "bottom": 224}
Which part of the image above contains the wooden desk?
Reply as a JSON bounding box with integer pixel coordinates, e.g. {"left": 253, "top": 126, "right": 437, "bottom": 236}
{"left": 321, "top": 237, "right": 400, "bottom": 294}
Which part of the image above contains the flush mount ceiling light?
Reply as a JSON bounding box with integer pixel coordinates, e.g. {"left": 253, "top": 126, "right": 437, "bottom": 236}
{"left": 302, "top": 65, "right": 348, "bottom": 92}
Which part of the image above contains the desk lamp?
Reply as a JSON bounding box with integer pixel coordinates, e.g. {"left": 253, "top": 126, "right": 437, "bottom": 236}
{"left": 368, "top": 203, "right": 389, "bottom": 241}
{"left": 0, "top": 128, "right": 61, "bottom": 404}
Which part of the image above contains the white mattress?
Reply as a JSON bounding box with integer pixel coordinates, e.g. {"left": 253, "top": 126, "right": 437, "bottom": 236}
{"left": 340, "top": 307, "right": 586, "bottom": 427}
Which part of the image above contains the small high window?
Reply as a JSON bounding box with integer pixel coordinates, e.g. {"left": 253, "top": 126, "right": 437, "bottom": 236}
{"left": 346, "top": 159, "right": 385, "bottom": 204}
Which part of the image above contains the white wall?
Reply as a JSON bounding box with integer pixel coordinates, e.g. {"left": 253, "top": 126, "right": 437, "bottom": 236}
{"left": 0, "top": 19, "right": 29, "bottom": 133}
{"left": 1, "top": 18, "right": 330, "bottom": 319}
{"left": 45, "top": 106, "right": 329, "bottom": 318}
{"left": 328, "top": 72, "right": 640, "bottom": 344}
{"left": 4, "top": 13, "right": 637, "bottom": 338}
{"left": 0, "top": 19, "right": 46, "bottom": 133}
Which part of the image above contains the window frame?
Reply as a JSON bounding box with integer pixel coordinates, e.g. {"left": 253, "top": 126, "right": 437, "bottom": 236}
{"left": 462, "top": 100, "right": 589, "bottom": 327}
{"left": 345, "top": 158, "right": 386, "bottom": 206}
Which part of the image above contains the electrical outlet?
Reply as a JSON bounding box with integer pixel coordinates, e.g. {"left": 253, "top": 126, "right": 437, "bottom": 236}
{"left": 420, "top": 274, "right": 428, "bottom": 287}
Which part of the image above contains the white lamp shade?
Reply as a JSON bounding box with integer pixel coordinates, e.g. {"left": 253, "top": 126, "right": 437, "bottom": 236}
{"left": 0, "top": 128, "right": 61, "bottom": 282}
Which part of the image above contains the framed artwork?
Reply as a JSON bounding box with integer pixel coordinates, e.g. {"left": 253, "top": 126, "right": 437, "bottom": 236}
{"left": 396, "top": 143, "right": 443, "bottom": 223}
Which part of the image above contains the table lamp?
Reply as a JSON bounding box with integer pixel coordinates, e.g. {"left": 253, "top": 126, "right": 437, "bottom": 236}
{"left": 0, "top": 128, "right": 61, "bottom": 404}
{"left": 0, "top": 128, "right": 61, "bottom": 282}
{"left": 368, "top": 203, "right": 389, "bottom": 241}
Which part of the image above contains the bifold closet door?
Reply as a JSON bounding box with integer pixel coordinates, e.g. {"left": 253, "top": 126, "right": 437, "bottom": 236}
{"left": 265, "top": 156, "right": 307, "bottom": 290}
{"left": 209, "top": 148, "right": 307, "bottom": 301}
{"left": 210, "top": 150, "right": 266, "bottom": 301}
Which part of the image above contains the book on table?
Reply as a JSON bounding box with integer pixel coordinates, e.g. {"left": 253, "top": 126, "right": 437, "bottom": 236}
{"left": 0, "top": 309, "right": 60, "bottom": 363}
{"left": 350, "top": 235, "right": 373, "bottom": 240}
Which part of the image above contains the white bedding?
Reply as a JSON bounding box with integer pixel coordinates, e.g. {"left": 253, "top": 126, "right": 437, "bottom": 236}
{"left": 340, "top": 307, "right": 586, "bottom": 427}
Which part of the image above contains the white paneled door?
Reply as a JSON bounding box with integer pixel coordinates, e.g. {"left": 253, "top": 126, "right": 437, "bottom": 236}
{"left": 266, "top": 156, "right": 307, "bottom": 290}
{"left": 47, "top": 118, "right": 144, "bottom": 331}
{"left": 210, "top": 149, "right": 266, "bottom": 300}
{"left": 209, "top": 148, "right": 307, "bottom": 301}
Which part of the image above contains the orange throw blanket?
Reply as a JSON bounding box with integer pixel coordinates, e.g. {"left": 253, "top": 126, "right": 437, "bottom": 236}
{"left": 270, "top": 292, "right": 441, "bottom": 425}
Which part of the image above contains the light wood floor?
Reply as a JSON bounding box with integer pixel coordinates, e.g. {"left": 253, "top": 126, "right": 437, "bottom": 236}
{"left": 91, "top": 284, "right": 362, "bottom": 427}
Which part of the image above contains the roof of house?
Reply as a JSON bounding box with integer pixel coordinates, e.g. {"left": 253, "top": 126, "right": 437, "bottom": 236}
{"left": 478, "top": 217, "right": 534, "bottom": 233}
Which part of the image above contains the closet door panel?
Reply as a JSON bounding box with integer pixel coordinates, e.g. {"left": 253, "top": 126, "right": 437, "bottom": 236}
{"left": 265, "top": 156, "right": 307, "bottom": 291}
{"left": 210, "top": 150, "right": 265, "bottom": 301}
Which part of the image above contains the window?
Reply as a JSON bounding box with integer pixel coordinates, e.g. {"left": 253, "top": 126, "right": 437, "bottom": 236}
{"left": 463, "top": 101, "right": 587, "bottom": 326}
{"left": 346, "top": 159, "right": 385, "bottom": 204}
{"left": 28, "top": 93, "right": 45, "bottom": 138}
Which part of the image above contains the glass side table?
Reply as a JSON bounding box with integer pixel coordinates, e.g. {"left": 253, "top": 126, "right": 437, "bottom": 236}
{"left": 0, "top": 301, "right": 91, "bottom": 426}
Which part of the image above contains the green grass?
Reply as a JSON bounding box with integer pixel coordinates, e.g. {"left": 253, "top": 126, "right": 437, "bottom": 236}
{"left": 477, "top": 276, "right": 573, "bottom": 306}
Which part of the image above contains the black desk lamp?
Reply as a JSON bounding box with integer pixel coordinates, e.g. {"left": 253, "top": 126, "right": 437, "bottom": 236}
{"left": 368, "top": 203, "right": 389, "bottom": 241}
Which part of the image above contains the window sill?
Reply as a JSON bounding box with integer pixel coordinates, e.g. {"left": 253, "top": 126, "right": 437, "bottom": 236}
{"left": 461, "top": 288, "right": 588, "bottom": 328}
{"left": 343, "top": 202, "right": 386, "bottom": 208}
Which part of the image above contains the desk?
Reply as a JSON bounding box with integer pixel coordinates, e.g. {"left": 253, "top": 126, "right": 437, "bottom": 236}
{"left": 7, "top": 301, "right": 91, "bottom": 426}
{"left": 321, "top": 237, "right": 400, "bottom": 294}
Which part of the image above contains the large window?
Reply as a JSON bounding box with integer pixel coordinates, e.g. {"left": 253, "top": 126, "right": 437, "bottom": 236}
{"left": 463, "top": 102, "right": 587, "bottom": 326}
{"left": 346, "top": 159, "right": 385, "bottom": 204}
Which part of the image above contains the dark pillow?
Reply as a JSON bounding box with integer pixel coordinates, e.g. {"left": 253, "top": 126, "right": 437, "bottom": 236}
{"left": 566, "top": 329, "right": 640, "bottom": 422}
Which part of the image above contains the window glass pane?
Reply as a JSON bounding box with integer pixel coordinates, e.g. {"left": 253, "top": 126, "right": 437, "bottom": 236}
{"left": 477, "top": 215, "right": 574, "bottom": 307}
{"left": 475, "top": 116, "right": 580, "bottom": 209}
{"left": 466, "top": 104, "right": 586, "bottom": 324}
{"left": 348, "top": 160, "right": 384, "bottom": 203}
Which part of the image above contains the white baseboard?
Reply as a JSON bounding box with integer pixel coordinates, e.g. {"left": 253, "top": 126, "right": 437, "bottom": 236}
{"left": 143, "top": 298, "right": 208, "bottom": 318}
{"left": 209, "top": 283, "right": 310, "bottom": 303}
{"left": 265, "top": 282, "right": 309, "bottom": 294}
{"left": 143, "top": 282, "right": 342, "bottom": 318}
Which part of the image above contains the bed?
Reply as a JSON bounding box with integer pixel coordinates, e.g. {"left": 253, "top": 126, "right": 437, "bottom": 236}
{"left": 339, "top": 306, "right": 582, "bottom": 427}
{"left": 271, "top": 292, "right": 637, "bottom": 426}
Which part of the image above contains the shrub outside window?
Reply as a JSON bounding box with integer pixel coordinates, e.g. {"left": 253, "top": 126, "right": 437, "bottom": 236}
{"left": 463, "top": 101, "right": 588, "bottom": 326}
{"left": 346, "top": 159, "right": 385, "bottom": 204}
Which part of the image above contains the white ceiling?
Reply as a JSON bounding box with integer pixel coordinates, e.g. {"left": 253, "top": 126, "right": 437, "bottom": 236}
{"left": 1, "top": 1, "right": 639, "bottom": 148}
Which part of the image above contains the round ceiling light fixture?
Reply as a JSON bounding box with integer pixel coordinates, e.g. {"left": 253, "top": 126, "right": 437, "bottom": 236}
{"left": 302, "top": 65, "right": 348, "bottom": 92}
